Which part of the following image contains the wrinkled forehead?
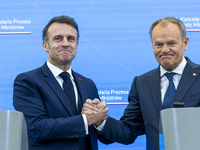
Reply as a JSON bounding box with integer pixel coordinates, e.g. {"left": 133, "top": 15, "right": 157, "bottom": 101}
{"left": 153, "top": 21, "right": 182, "bottom": 37}
{"left": 152, "top": 22, "right": 181, "bottom": 35}
{"left": 151, "top": 22, "right": 183, "bottom": 44}
{"left": 47, "top": 22, "right": 78, "bottom": 39}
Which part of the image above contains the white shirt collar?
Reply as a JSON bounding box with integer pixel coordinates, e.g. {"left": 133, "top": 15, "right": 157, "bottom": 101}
{"left": 46, "top": 61, "right": 73, "bottom": 79}
{"left": 160, "top": 57, "right": 187, "bottom": 77}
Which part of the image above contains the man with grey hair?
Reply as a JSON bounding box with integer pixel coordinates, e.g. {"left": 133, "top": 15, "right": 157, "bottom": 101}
{"left": 82, "top": 16, "right": 200, "bottom": 150}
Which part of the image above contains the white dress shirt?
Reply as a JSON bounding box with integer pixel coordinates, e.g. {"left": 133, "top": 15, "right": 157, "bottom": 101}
{"left": 160, "top": 57, "right": 187, "bottom": 103}
{"left": 46, "top": 61, "right": 89, "bottom": 134}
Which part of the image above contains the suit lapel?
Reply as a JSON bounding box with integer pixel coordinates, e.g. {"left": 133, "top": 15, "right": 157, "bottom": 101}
{"left": 41, "top": 63, "right": 75, "bottom": 116}
{"left": 148, "top": 67, "right": 162, "bottom": 115}
{"left": 72, "top": 71, "right": 88, "bottom": 108}
{"left": 174, "top": 59, "right": 200, "bottom": 102}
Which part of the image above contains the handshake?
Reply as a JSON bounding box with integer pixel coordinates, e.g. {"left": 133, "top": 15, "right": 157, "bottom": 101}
{"left": 81, "top": 99, "right": 108, "bottom": 127}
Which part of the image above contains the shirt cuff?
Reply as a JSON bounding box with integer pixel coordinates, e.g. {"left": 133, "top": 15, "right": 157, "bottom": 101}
{"left": 94, "top": 119, "right": 106, "bottom": 131}
{"left": 82, "top": 114, "right": 89, "bottom": 135}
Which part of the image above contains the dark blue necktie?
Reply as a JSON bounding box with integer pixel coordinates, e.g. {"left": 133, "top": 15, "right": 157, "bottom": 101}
{"left": 163, "top": 72, "right": 176, "bottom": 109}
{"left": 59, "top": 72, "right": 76, "bottom": 111}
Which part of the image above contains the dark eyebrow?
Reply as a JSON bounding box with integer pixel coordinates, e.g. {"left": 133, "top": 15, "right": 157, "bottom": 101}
{"left": 166, "top": 40, "right": 178, "bottom": 45}
{"left": 168, "top": 40, "right": 177, "bottom": 43}
{"left": 53, "top": 35, "right": 62, "bottom": 38}
{"left": 68, "top": 35, "right": 75, "bottom": 39}
{"left": 155, "top": 40, "right": 163, "bottom": 43}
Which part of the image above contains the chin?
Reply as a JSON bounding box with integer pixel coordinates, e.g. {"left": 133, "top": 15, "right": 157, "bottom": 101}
{"left": 161, "top": 62, "right": 173, "bottom": 70}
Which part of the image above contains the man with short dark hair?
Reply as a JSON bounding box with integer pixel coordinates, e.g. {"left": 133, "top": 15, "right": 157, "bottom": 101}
{"left": 13, "top": 15, "right": 110, "bottom": 150}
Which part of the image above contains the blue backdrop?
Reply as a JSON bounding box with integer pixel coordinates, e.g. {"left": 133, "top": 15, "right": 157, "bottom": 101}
{"left": 1, "top": 0, "right": 200, "bottom": 149}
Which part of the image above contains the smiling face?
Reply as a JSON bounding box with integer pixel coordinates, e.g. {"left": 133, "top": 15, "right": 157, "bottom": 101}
{"left": 151, "top": 22, "right": 189, "bottom": 71}
{"left": 43, "top": 22, "right": 79, "bottom": 71}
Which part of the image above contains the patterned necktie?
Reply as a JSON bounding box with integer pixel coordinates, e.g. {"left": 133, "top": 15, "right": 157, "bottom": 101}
{"left": 59, "top": 72, "right": 76, "bottom": 110}
{"left": 163, "top": 72, "right": 176, "bottom": 109}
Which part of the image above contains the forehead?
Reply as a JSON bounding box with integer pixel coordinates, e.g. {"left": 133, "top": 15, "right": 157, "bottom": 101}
{"left": 47, "top": 22, "right": 78, "bottom": 39}
{"left": 152, "top": 22, "right": 182, "bottom": 41}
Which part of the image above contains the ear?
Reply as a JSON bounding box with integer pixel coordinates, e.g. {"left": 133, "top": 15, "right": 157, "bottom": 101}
{"left": 183, "top": 37, "right": 189, "bottom": 51}
{"left": 43, "top": 41, "right": 49, "bottom": 52}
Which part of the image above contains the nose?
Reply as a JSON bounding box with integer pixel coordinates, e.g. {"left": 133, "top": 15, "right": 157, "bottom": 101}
{"left": 62, "top": 37, "right": 69, "bottom": 47}
{"left": 161, "top": 44, "right": 170, "bottom": 53}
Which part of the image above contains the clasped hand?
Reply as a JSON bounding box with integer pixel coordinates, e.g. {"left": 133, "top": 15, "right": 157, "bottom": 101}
{"left": 81, "top": 98, "right": 108, "bottom": 126}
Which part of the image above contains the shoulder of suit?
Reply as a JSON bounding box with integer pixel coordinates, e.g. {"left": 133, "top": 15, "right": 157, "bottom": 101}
{"left": 16, "top": 65, "right": 44, "bottom": 81}
{"left": 137, "top": 68, "right": 158, "bottom": 78}
{"left": 186, "top": 57, "right": 200, "bottom": 69}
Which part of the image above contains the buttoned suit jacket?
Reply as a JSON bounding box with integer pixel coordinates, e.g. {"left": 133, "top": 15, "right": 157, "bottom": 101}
{"left": 99, "top": 57, "right": 200, "bottom": 150}
{"left": 13, "top": 63, "right": 110, "bottom": 150}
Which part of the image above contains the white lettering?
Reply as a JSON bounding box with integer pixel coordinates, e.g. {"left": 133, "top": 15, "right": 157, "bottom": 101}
{"left": 193, "top": 22, "right": 200, "bottom": 27}
{"left": 13, "top": 19, "right": 31, "bottom": 24}
{"left": 110, "top": 89, "right": 129, "bottom": 94}
{"left": 100, "top": 96, "right": 122, "bottom": 101}
{"left": 0, "top": 19, "right": 12, "bottom": 24}
{"left": 100, "top": 96, "right": 115, "bottom": 100}
{"left": 1, "top": 25, "right": 24, "bottom": 30}
{"left": 184, "top": 23, "right": 192, "bottom": 28}
{"left": 180, "top": 17, "right": 200, "bottom": 22}
{"left": 98, "top": 90, "right": 110, "bottom": 95}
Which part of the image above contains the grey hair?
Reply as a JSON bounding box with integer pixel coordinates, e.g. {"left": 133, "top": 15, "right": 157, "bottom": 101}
{"left": 149, "top": 17, "right": 186, "bottom": 41}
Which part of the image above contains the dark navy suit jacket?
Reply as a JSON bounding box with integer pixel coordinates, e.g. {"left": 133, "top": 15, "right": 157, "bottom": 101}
{"left": 13, "top": 63, "right": 110, "bottom": 150}
{"left": 99, "top": 57, "right": 200, "bottom": 150}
